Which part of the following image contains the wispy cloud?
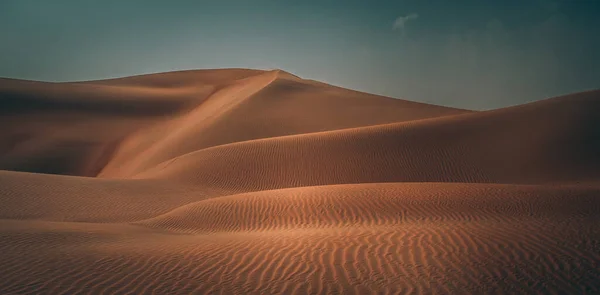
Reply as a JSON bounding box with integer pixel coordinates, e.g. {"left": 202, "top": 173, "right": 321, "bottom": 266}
{"left": 393, "top": 13, "right": 419, "bottom": 32}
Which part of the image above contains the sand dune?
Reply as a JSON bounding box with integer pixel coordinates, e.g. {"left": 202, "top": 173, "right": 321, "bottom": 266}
{"left": 0, "top": 68, "right": 599, "bottom": 294}
{"left": 98, "top": 70, "right": 469, "bottom": 178}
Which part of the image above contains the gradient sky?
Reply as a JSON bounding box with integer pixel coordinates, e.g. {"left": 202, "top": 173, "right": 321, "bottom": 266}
{"left": 1, "top": 0, "right": 599, "bottom": 110}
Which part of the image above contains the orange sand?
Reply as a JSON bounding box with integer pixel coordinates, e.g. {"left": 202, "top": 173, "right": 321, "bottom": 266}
{"left": 0, "top": 69, "right": 599, "bottom": 294}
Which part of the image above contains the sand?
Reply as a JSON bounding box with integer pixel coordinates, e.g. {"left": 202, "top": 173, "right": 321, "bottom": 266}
{"left": 0, "top": 69, "right": 599, "bottom": 294}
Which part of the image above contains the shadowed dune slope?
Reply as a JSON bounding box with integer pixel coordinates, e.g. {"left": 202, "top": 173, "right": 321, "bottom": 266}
{"left": 1, "top": 69, "right": 467, "bottom": 177}
{"left": 78, "top": 68, "right": 266, "bottom": 87}
{"left": 0, "top": 170, "right": 224, "bottom": 222}
{"left": 0, "top": 68, "right": 599, "bottom": 294}
{"left": 0, "top": 75, "right": 214, "bottom": 175}
{"left": 0, "top": 69, "right": 282, "bottom": 176}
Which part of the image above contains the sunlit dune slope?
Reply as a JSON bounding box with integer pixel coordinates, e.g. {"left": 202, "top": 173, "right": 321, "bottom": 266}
{"left": 98, "top": 70, "right": 469, "bottom": 178}
{"left": 137, "top": 182, "right": 600, "bottom": 234}
{"left": 0, "top": 68, "right": 598, "bottom": 294}
{"left": 137, "top": 89, "right": 600, "bottom": 191}
{"left": 0, "top": 182, "right": 598, "bottom": 294}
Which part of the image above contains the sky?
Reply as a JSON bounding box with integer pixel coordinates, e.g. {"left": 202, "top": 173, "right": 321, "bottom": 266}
{"left": 1, "top": 0, "right": 599, "bottom": 110}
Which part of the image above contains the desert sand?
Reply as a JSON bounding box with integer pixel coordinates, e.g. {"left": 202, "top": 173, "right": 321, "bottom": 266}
{"left": 0, "top": 69, "right": 598, "bottom": 294}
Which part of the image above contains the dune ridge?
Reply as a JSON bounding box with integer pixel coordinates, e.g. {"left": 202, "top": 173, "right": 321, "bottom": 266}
{"left": 0, "top": 68, "right": 599, "bottom": 294}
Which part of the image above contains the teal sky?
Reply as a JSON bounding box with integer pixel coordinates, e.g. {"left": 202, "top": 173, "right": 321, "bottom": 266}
{"left": 1, "top": 0, "right": 599, "bottom": 109}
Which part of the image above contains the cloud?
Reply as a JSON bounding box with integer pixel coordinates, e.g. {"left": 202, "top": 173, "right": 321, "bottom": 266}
{"left": 383, "top": 11, "right": 600, "bottom": 110}
{"left": 393, "top": 13, "right": 419, "bottom": 32}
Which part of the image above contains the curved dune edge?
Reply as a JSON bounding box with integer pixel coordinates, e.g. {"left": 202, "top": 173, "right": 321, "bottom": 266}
{"left": 135, "top": 182, "right": 600, "bottom": 234}
{"left": 136, "top": 90, "right": 600, "bottom": 189}
{"left": 0, "top": 69, "right": 599, "bottom": 294}
{"left": 1, "top": 200, "right": 598, "bottom": 294}
{"left": 97, "top": 70, "right": 470, "bottom": 178}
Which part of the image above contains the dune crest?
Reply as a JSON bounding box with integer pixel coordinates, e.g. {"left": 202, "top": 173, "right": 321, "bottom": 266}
{"left": 0, "top": 69, "right": 599, "bottom": 294}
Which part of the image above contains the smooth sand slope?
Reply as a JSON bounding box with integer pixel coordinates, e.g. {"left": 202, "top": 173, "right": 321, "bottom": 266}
{"left": 0, "top": 69, "right": 599, "bottom": 294}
